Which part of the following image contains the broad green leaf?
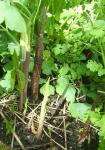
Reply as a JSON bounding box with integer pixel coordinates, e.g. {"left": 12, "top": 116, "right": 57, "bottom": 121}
{"left": 52, "top": 44, "right": 62, "bottom": 55}
{"left": 8, "top": 42, "right": 20, "bottom": 56}
{"left": 91, "top": 115, "right": 105, "bottom": 140}
{"left": 42, "top": 59, "right": 56, "bottom": 75}
{"left": 1, "top": 71, "right": 10, "bottom": 91}
{"left": 5, "top": 5, "right": 26, "bottom": 32}
{"left": 3, "top": 61, "right": 13, "bottom": 71}
{"left": 56, "top": 76, "right": 76, "bottom": 102}
{"left": 0, "top": 1, "right": 6, "bottom": 23}
{"left": 12, "top": 0, "right": 21, "bottom": 3}
{"left": 68, "top": 103, "right": 92, "bottom": 119}
{"left": 89, "top": 111, "right": 101, "bottom": 125}
{"left": 0, "top": 1, "right": 26, "bottom": 32}
{"left": 0, "top": 70, "right": 15, "bottom": 91}
{"left": 64, "top": 85, "right": 76, "bottom": 102}
{"left": 59, "top": 64, "right": 69, "bottom": 75}
{"left": 56, "top": 76, "right": 69, "bottom": 87}
{"left": 94, "top": 20, "right": 105, "bottom": 29}
{"left": 40, "top": 84, "right": 55, "bottom": 96}
{"left": 56, "top": 76, "right": 69, "bottom": 98}
{"left": 17, "top": 70, "right": 25, "bottom": 90}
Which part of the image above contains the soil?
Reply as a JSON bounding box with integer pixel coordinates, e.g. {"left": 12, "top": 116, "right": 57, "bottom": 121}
{"left": 0, "top": 117, "right": 99, "bottom": 150}
{"left": 0, "top": 95, "right": 99, "bottom": 150}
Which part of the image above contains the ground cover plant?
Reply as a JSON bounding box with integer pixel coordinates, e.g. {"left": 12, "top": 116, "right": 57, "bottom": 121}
{"left": 0, "top": 0, "right": 105, "bottom": 149}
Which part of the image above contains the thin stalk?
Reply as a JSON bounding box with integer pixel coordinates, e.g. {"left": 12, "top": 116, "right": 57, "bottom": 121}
{"left": 13, "top": 2, "right": 31, "bottom": 17}
{"left": 98, "top": 39, "right": 105, "bottom": 67}
{"left": 36, "top": 79, "right": 50, "bottom": 139}
{"left": 19, "top": 31, "right": 30, "bottom": 111}
{"left": 63, "top": 104, "right": 67, "bottom": 150}
{"left": 33, "top": 0, "right": 42, "bottom": 25}
{"left": 98, "top": 90, "right": 105, "bottom": 94}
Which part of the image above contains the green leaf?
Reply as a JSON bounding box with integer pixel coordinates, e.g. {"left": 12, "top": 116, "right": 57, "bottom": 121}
{"left": 94, "top": 20, "right": 105, "bottom": 29}
{"left": 5, "top": 5, "right": 26, "bottom": 32}
{"left": 68, "top": 103, "right": 92, "bottom": 119}
{"left": 98, "top": 136, "right": 105, "bottom": 150}
{"left": 8, "top": 42, "right": 20, "bottom": 56}
{"left": 40, "top": 84, "right": 55, "bottom": 96}
{"left": 12, "top": 0, "right": 20, "bottom": 3}
{"left": 56, "top": 76, "right": 76, "bottom": 102}
{"left": 56, "top": 76, "right": 69, "bottom": 87}
{"left": 98, "top": 68, "right": 105, "bottom": 76}
{"left": 0, "top": 70, "right": 15, "bottom": 91}
{"left": 76, "top": 64, "right": 87, "bottom": 75}
{"left": 64, "top": 85, "right": 76, "bottom": 102}
{"left": 3, "top": 61, "right": 13, "bottom": 71}
{"left": 60, "top": 8, "right": 75, "bottom": 20}
{"left": 4, "top": 119, "right": 14, "bottom": 134}
{"left": 90, "top": 29, "right": 105, "bottom": 38}
{"left": 0, "top": 1, "right": 6, "bottom": 24}
{"left": 0, "top": 1, "right": 26, "bottom": 32}
{"left": 87, "top": 60, "right": 105, "bottom": 76}
{"left": 70, "top": 69, "right": 78, "bottom": 80}
{"left": 39, "top": 78, "right": 47, "bottom": 84}
{"left": 52, "top": 44, "right": 70, "bottom": 55}
{"left": 17, "top": 70, "right": 25, "bottom": 90}
{"left": 43, "top": 50, "right": 51, "bottom": 60}
{"left": 93, "top": 115, "right": 105, "bottom": 140}
{"left": 42, "top": 59, "right": 56, "bottom": 75}
{"left": 89, "top": 111, "right": 101, "bottom": 124}
{"left": 59, "top": 64, "right": 69, "bottom": 75}
{"left": 87, "top": 60, "right": 101, "bottom": 72}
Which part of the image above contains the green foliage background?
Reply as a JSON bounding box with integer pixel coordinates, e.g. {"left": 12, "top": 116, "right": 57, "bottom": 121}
{"left": 0, "top": 0, "right": 105, "bottom": 149}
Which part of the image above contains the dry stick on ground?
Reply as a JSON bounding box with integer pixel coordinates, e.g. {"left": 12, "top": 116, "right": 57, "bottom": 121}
{"left": 31, "top": 7, "right": 46, "bottom": 103}
{"left": 44, "top": 129, "right": 66, "bottom": 150}
{"left": 63, "top": 104, "right": 67, "bottom": 150}
{"left": 0, "top": 111, "right": 25, "bottom": 150}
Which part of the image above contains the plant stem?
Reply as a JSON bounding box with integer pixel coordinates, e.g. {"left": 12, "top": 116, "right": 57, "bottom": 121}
{"left": 31, "top": 7, "right": 46, "bottom": 102}
{"left": 19, "top": 32, "right": 30, "bottom": 111}
{"left": 36, "top": 79, "right": 49, "bottom": 139}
